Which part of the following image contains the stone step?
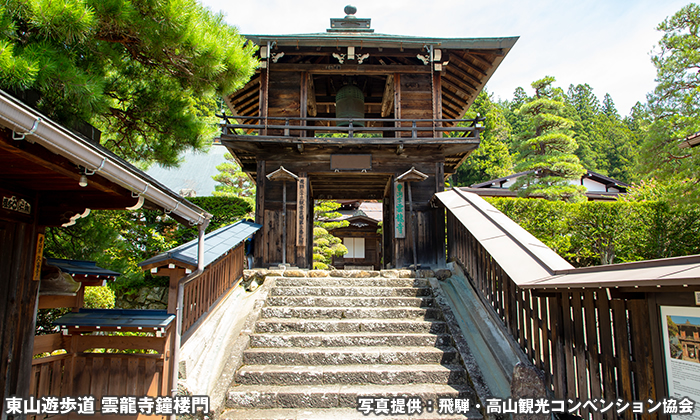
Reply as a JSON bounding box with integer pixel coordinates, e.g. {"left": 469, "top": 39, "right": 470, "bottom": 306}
{"left": 221, "top": 407, "right": 476, "bottom": 420}
{"left": 274, "top": 277, "right": 430, "bottom": 288}
{"left": 270, "top": 286, "right": 431, "bottom": 297}
{"left": 227, "top": 383, "right": 477, "bottom": 410}
{"left": 249, "top": 332, "right": 453, "bottom": 348}
{"left": 235, "top": 363, "right": 468, "bottom": 386}
{"left": 260, "top": 306, "right": 443, "bottom": 320}
{"left": 254, "top": 318, "right": 448, "bottom": 334}
{"left": 242, "top": 346, "right": 460, "bottom": 366}
{"left": 265, "top": 295, "right": 434, "bottom": 308}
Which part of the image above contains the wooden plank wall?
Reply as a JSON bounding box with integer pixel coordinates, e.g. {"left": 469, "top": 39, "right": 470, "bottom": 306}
{"left": 29, "top": 353, "right": 167, "bottom": 420}
{"left": 446, "top": 211, "right": 658, "bottom": 420}
{"left": 397, "top": 74, "right": 433, "bottom": 138}
{"left": 268, "top": 71, "right": 302, "bottom": 135}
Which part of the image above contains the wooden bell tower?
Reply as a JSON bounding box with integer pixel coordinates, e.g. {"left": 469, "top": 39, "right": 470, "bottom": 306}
{"left": 220, "top": 6, "right": 517, "bottom": 269}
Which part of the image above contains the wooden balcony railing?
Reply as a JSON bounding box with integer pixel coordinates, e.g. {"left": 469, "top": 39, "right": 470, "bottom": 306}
{"left": 446, "top": 211, "right": 656, "bottom": 420}
{"left": 218, "top": 115, "right": 484, "bottom": 143}
{"left": 181, "top": 244, "right": 245, "bottom": 334}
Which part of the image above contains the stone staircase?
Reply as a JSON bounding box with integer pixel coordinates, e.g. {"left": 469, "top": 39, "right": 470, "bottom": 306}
{"left": 221, "top": 271, "right": 483, "bottom": 420}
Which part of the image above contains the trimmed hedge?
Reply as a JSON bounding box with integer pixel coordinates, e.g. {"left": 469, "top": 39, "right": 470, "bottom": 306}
{"left": 486, "top": 197, "right": 700, "bottom": 267}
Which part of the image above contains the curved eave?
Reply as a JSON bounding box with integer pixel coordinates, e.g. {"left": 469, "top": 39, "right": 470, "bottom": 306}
{"left": 0, "top": 90, "right": 212, "bottom": 226}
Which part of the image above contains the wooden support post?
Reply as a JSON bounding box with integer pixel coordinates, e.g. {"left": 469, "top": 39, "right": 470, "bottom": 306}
{"left": 407, "top": 181, "right": 418, "bottom": 269}
{"left": 255, "top": 160, "right": 266, "bottom": 267}
{"left": 282, "top": 180, "right": 287, "bottom": 265}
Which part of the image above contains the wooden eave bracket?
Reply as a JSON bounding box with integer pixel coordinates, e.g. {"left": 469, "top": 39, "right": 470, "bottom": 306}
{"left": 267, "top": 166, "right": 299, "bottom": 182}
{"left": 396, "top": 166, "right": 429, "bottom": 183}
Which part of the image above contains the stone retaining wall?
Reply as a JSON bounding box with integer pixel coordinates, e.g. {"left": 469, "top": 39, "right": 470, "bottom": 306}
{"left": 115, "top": 286, "right": 168, "bottom": 309}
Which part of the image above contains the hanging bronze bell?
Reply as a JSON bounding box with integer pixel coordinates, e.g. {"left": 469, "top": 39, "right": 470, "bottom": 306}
{"left": 335, "top": 84, "right": 365, "bottom": 127}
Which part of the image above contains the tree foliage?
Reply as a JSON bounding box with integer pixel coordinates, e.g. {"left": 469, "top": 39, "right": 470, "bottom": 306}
{"left": 638, "top": 3, "right": 700, "bottom": 204}
{"left": 212, "top": 152, "right": 256, "bottom": 203}
{"left": 0, "top": 0, "right": 257, "bottom": 165}
{"left": 312, "top": 201, "right": 348, "bottom": 270}
{"left": 44, "top": 196, "right": 252, "bottom": 296}
{"left": 489, "top": 197, "right": 700, "bottom": 267}
{"left": 452, "top": 90, "right": 514, "bottom": 186}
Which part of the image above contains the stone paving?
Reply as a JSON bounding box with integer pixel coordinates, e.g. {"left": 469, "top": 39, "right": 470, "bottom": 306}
{"left": 221, "top": 269, "right": 481, "bottom": 420}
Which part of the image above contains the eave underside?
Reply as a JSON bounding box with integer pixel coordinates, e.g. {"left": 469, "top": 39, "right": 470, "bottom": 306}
{"left": 226, "top": 45, "right": 509, "bottom": 122}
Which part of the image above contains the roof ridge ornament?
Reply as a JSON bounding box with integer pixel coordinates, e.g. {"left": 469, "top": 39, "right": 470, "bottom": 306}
{"left": 328, "top": 5, "right": 373, "bottom": 33}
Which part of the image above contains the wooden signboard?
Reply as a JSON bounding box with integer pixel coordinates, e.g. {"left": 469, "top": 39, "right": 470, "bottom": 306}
{"left": 296, "top": 176, "right": 308, "bottom": 246}
{"left": 394, "top": 182, "right": 406, "bottom": 238}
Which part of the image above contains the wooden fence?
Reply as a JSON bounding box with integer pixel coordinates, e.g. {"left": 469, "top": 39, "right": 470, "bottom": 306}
{"left": 446, "top": 211, "right": 657, "bottom": 420}
{"left": 181, "top": 243, "right": 245, "bottom": 333}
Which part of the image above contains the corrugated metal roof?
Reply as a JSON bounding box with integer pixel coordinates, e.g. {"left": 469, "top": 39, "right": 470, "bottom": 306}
{"left": 53, "top": 309, "right": 174, "bottom": 329}
{"left": 138, "top": 220, "right": 261, "bottom": 270}
{"left": 45, "top": 258, "right": 121, "bottom": 278}
{"left": 437, "top": 189, "right": 700, "bottom": 290}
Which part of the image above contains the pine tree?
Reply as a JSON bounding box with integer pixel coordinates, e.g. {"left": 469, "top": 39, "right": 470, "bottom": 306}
{"left": 512, "top": 76, "right": 586, "bottom": 201}
{"left": 212, "top": 153, "right": 256, "bottom": 199}
{"left": 0, "top": 0, "right": 257, "bottom": 166}
{"left": 639, "top": 3, "right": 700, "bottom": 204}
{"left": 312, "top": 201, "right": 348, "bottom": 270}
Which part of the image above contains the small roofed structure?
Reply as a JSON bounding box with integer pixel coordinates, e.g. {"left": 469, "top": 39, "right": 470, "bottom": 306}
{"left": 330, "top": 211, "right": 382, "bottom": 270}
{"left": 45, "top": 258, "right": 121, "bottom": 283}
{"left": 465, "top": 169, "right": 629, "bottom": 201}
{"left": 679, "top": 131, "right": 700, "bottom": 149}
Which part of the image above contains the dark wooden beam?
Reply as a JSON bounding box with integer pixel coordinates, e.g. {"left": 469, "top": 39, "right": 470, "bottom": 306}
{"left": 444, "top": 60, "right": 483, "bottom": 88}
{"left": 449, "top": 53, "right": 488, "bottom": 77}
{"left": 271, "top": 63, "right": 431, "bottom": 74}
{"left": 0, "top": 131, "right": 131, "bottom": 198}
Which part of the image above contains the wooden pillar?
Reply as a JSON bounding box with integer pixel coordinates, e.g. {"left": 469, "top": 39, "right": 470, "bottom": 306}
{"left": 255, "top": 160, "right": 266, "bottom": 267}
{"left": 282, "top": 180, "right": 287, "bottom": 265}
{"left": 167, "top": 268, "right": 187, "bottom": 314}
{"left": 407, "top": 182, "right": 418, "bottom": 269}
{"left": 0, "top": 217, "right": 41, "bottom": 414}
{"left": 296, "top": 173, "right": 309, "bottom": 268}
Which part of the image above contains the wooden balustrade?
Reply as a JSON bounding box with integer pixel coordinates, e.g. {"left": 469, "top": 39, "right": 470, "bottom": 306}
{"left": 181, "top": 243, "right": 245, "bottom": 333}
{"left": 446, "top": 211, "right": 656, "bottom": 420}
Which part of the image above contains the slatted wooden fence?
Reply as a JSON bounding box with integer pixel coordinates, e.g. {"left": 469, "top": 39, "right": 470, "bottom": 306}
{"left": 446, "top": 211, "right": 657, "bottom": 420}
{"left": 181, "top": 243, "right": 245, "bottom": 333}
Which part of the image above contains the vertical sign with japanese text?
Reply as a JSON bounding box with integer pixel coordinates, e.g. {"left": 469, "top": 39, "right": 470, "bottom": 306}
{"left": 394, "top": 182, "right": 405, "bottom": 238}
{"left": 296, "top": 177, "right": 307, "bottom": 246}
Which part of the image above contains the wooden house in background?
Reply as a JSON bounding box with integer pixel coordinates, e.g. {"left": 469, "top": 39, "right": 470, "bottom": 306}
{"left": 466, "top": 169, "right": 629, "bottom": 201}
{"left": 219, "top": 6, "right": 517, "bottom": 269}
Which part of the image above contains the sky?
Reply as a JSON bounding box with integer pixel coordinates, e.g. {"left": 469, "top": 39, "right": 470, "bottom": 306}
{"left": 200, "top": 0, "right": 691, "bottom": 117}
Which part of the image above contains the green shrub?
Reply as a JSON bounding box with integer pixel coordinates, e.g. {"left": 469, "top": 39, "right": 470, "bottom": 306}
{"left": 486, "top": 197, "right": 700, "bottom": 267}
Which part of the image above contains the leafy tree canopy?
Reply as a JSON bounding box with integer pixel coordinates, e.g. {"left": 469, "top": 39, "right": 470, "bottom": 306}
{"left": 0, "top": 0, "right": 257, "bottom": 165}
{"left": 452, "top": 90, "right": 514, "bottom": 186}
